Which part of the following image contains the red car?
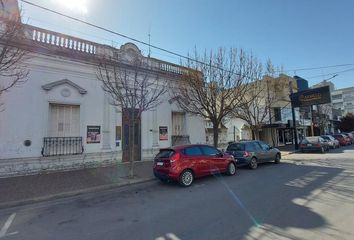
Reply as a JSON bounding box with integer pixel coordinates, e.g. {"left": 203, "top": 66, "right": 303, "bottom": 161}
{"left": 153, "top": 144, "right": 237, "bottom": 187}
{"left": 332, "top": 134, "right": 351, "bottom": 146}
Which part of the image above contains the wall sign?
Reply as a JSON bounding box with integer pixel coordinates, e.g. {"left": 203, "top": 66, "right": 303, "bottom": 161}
{"left": 290, "top": 86, "right": 331, "bottom": 108}
{"left": 159, "top": 126, "right": 168, "bottom": 141}
{"left": 87, "top": 126, "right": 101, "bottom": 144}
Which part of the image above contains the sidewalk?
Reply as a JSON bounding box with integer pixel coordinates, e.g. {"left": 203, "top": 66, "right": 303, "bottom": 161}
{"left": 278, "top": 144, "right": 298, "bottom": 156}
{"left": 0, "top": 160, "right": 155, "bottom": 209}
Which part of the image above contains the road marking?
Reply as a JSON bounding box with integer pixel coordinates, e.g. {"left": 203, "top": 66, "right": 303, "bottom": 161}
{"left": 155, "top": 233, "right": 181, "bottom": 240}
{"left": 166, "top": 233, "right": 181, "bottom": 240}
{"left": 0, "top": 213, "right": 18, "bottom": 238}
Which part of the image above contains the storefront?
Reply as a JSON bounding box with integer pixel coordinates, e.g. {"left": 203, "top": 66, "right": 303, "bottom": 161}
{"left": 277, "top": 128, "right": 292, "bottom": 145}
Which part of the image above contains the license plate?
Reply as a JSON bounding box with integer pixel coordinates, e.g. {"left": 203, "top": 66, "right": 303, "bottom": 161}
{"left": 307, "top": 144, "right": 312, "bottom": 146}
{"left": 156, "top": 162, "right": 163, "bottom": 166}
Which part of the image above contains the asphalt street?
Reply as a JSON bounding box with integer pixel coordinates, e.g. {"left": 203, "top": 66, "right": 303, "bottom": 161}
{"left": 1, "top": 145, "right": 354, "bottom": 240}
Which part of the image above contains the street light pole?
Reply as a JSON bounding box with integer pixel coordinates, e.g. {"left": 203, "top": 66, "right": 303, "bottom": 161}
{"left": 289, "top": 81, "right": 299, "bottom": 150}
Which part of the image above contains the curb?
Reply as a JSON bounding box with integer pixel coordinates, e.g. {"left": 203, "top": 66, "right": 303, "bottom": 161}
{"left": 281, "top": 150, "right": 300, "bottom": 157}
{"left": 0, "top": 177, "right": 156, "bottom": 210}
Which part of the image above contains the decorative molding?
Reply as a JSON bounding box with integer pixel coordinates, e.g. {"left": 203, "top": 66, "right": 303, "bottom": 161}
{"left": 61, "top": 88, "right": 71, "bottom": 97}
{"left": 120, "top": 42, "right": 141, "bottom": 55}
{"left": 42, "top": 79, "right": 87, "bottom": 95}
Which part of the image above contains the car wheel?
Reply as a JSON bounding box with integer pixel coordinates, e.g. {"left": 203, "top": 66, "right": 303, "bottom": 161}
{"left": 249, "top": 157, "right": 258, "bottom": 170}
{"left": 226, "top": 162, "right": 236, "bottom": 176}
{"left": 274, "top": 153, "right": 281, "bottom": 164}
{"left": 179, "top": 169, "right": 194, "bottom": 187}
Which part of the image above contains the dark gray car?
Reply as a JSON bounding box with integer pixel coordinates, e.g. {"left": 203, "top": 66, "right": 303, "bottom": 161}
{"left": 226, "top": 141, "right": 281, "bottom": 169}
{"left": 300, "top": 136, "right": 327, "bottom": 153}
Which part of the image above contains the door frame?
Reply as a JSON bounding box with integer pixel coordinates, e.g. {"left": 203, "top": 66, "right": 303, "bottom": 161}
{"left": 122, "top": 108, "right": 141, "bottom": 162}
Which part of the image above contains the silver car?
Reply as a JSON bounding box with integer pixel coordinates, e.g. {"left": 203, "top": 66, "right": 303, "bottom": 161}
{"left": 321, "top": 135, "right": 340, "bottom": 149}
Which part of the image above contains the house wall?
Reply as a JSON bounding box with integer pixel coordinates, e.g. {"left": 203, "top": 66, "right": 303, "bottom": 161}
{"left": 0, "top": 49, "right": 206, "bottom": 176}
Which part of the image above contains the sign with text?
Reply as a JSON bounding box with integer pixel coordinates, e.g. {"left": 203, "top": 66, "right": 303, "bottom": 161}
{"left": 87, "top": 126, "right": 101, "bottom": 144}
{"left": 290, "top": 86, "right": 331, "bottom": 108}
{"left": 159, "top": 126, "right": 168, "bottom": 141}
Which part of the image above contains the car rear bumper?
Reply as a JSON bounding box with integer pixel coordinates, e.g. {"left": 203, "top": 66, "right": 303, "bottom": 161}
{"left": 153, "top": 169, "right": 179, "bottom": 181}
{"left": 234, "top": 157, "right": 252, "bottom": 166}
{"left": 300, "top": 146, "right": 323, "bottom": 152}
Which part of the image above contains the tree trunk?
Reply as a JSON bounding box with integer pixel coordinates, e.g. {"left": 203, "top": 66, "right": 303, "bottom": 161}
{"left": 129, "top": 109, "right": 135, "bottom": 179}
{"left": 212, "top": 123, "right": 219, "bottom": 148}
{"left": 252, "top": 129, "right": 260, "bottom": 140}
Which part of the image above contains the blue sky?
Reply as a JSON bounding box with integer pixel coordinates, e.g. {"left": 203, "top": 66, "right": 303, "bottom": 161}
{"left": 19, "top": 0, "right": 354, "bottom": 89}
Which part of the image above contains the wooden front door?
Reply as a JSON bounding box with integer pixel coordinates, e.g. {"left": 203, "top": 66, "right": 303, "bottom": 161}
{"left": 122, "top": 108, "right": 141, "bottom": 162}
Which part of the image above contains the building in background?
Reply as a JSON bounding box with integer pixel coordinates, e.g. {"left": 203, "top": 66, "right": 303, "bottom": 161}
{"left": 259, "top": 74, "right": 305, "bottom": 146}
{"left": 332, "top": 86, "right": 354, "bottom": 115}
{"left": 311, "top": 80, "right": 339, "bottom": 134}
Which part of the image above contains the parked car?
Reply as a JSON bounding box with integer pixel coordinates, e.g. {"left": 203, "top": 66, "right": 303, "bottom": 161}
{"left": 321, "top": 135, "right": 340, "bottom": 149}
{"left": 300, "top": 136, "right": 328, "bottom": 153}
{"left": 343, "top": 133, "right": 354, "bottom": 144}
{"left": 153, "top": 144, "right": 236, "bottom": 187}
{"left": 332, "top": 134, "right": 351, "bottom": 146}
{"left": 226, "top": 141, "right": 281, "bottom": 170}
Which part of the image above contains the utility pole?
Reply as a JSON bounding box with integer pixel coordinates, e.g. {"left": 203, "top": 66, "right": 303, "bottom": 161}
{"left": 148, "top": 30, "right": 151, "bottom": 58}
{"left": 289, "top": 81, "right": 299, "bottom": 150}
{"left": 310, "top": 106, "right": 315, "bottom": 136}
{"left": 266, "top": 78, "right": 274, "bottom": 146}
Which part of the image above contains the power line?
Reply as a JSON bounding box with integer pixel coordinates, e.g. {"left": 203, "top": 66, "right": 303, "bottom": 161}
{"left": 281, "top": 63, "right": 354, "bottom": 74}
{"left": 19, "top": 0, "right": 354, "bottom": 78}
{"left": 306, "top": 67, "right": 354, "bottom": 79}
{"left": 19, "top": 0, "right": 214, "bottom": 69}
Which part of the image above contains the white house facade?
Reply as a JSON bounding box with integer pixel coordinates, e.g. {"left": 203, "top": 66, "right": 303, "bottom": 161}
{"left": 0, "top": 21, "right": 205, "bottom": 176}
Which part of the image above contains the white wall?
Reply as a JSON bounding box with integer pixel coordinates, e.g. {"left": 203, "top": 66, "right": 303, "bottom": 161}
{"left": 0, "top": 53, "right": 206, "bottom": 160}
{"left": 224, "top": 118, "right": 251, "bottom": 142}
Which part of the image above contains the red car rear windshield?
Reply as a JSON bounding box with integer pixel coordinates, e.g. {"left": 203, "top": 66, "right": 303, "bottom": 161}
{"left": 156, "top": 149, "right": 175, "bottom": 158}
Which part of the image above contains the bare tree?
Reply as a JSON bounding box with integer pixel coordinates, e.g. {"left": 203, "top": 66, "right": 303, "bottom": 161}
{"left": 233, "top": 61, "right": 288, "bottom": 141}
{"left": 0, "top": 12, "right": 29, "bottom": 107}
{"left": 172, "top": 48, "right": 257, "bottom": 147}
{"left": 97, "top": 56, "right": 167, "bottom": 178}
{"left": 315, "top": 104, "right": 333, "bottom": 135}
{"left": 234, "top": 83, "right": 268, "bottom": 140}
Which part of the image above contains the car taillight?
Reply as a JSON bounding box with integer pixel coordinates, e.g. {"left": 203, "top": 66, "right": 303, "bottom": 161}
{"left": 170, "top": 152, "right": 181, "bottom": 163}
{"left": 243, "top": 151, "right": 251, "bottom": 157}
{"left": 315, "top": 144, "right": 321, "bottom": 147}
